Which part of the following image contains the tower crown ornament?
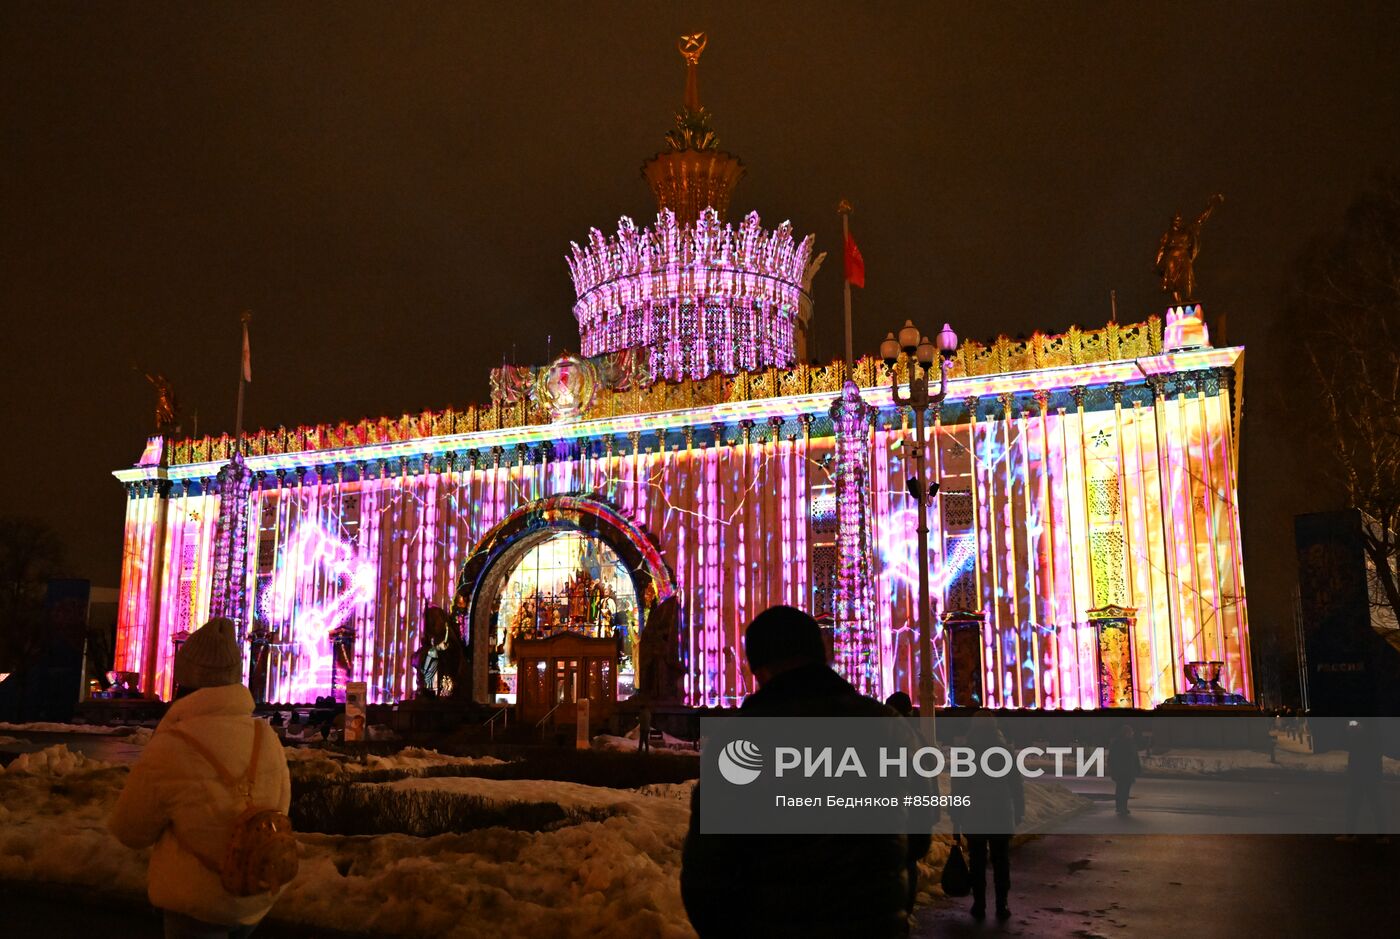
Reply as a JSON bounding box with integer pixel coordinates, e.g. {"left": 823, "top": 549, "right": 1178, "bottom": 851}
{"left": 569, "top": 34, "right": 815, "bottom": 384}
{"left": 642, "top": 31, "right": 745, "bottom": 224}
{"left": 567, "top": 207, "right": 813, "bottom": 382}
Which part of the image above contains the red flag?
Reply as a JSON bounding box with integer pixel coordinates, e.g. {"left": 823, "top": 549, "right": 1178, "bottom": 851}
{"left": 844, "top": 231, "right": 865, "bottom": 288}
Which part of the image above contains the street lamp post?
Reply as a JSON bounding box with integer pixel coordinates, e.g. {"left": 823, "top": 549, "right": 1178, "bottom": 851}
{"left": 881, "top": 320, "right": 958, "bottom": 727}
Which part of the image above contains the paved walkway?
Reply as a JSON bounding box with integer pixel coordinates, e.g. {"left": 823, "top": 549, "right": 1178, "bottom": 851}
{"left": 918, "top": 809, "right": 1395, "bottom": 938}
{"left": 0, "top": 882, "right": 366, "bottom": 939}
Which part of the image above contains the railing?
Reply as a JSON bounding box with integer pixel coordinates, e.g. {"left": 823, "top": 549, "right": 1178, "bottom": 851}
{"left": 535, "top": 701, "right": 565, "bottom": 729}
{"left": 483, "top": 705, "right": 510, "bottom": 740}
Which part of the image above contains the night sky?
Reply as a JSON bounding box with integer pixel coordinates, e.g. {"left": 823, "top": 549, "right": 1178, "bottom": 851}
{"left": 4, "top": 2, "right": 1399, "bottom": 666}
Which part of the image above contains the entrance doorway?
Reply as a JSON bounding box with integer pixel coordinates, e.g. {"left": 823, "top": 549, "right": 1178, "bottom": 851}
{"left": 483, "top": 529, "right": 640, "bottom": 702}
{"left": 456, "top": 495, "right": 675, "bottom": 705}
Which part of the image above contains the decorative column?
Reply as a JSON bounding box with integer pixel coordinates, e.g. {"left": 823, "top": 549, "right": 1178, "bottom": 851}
{"left": 208, "top": 451, "right": 253, "bottom": 634}
{"left": 1090, "top": 604, "right": 1138, "bottom": 708}
{"left": 830, "top": 381, "right": 878, "bottom": 696}
{"left": 941, "top": 610, "right": 986, "bottom": 707}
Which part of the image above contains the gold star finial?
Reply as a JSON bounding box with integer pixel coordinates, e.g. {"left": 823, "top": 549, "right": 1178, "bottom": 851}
{"left": 678, "top": 32, "right": 707, "bottom": 65}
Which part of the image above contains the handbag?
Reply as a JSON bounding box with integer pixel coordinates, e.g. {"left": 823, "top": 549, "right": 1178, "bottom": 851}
{"left": 940, "top": 833, "right": 972, "bottom": 897}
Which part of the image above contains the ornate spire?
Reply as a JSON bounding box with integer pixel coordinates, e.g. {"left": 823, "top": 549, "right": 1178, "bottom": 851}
{"left": 679, "top": 33, "right": 705, "bottom": 112}
{"left": 665, "top": 32, "right": 717, "bottom": 152}
{"left": 642, "top": 31, "right": 745, "bottom": 224}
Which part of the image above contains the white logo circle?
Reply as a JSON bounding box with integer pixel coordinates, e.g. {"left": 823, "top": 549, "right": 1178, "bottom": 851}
{"left": 717, "top": 739, "right": 763, "bottom": 785}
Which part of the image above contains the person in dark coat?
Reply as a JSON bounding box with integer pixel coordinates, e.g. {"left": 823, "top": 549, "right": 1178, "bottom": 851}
{"left": 1340, "top": 719, "right": 1389, "bottom": 841}
{"left": 681, "top": 606, "right": 926, "bottom": 939}
{"left": 951, "top": 713, "right": 1024, "bottom": 922}
{"left": 883, "top": 689, "right": 937, "bottom": 909}
{"left": 1108, "top": 724, "right": 1142, "bottom": 816}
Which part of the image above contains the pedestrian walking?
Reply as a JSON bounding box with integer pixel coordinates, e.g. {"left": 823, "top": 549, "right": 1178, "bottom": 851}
{"left": 1108, "top": 724, "right": 1142, "bottom": 816}
{"left": 109, "top": 618, "right": 295, "bottom": 939}
{"left": 883, "top": 689, "right": 936, "bottom": 911}
{"left": 1339, "top": 719, "right": 1390, "bottom": 842}
{"left": 951, "top": 713, "right": 1023, "bottom": 922}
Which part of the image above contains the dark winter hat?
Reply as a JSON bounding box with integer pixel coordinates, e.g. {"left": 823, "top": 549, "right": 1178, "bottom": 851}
{"left": 174, "top": 617, "right": 244, "bottom": 690}
{"left": 744, "top": 605, "right": 826, "bottom": 670}
{"left": 885, "top": 692, "right": 913, "bottom": 716}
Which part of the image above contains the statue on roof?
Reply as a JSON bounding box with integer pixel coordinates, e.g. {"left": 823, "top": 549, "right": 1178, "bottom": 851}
{"left": 1155, "top": 193, "right": 1224, "bottom": 303}
{"left": 137, "top": 367, "right": 180, "bottom": 435}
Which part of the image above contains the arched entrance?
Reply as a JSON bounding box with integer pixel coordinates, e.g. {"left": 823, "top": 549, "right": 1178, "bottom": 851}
{"left": 456, "top": 495, "right": 674, "bottom": 705}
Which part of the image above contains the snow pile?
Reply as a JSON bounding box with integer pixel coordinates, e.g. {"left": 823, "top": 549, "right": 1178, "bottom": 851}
{"left": 383, "top": 773, "right": 675, "bottom": 810}
{"left": 4, "top": 743, "right": 114, "bottom": 776}
{"left": 0, "top": 735, "right": 23, "bottom": 746}
{"left": 0, "top": 720, "right": 135, "bottom": 735}
{"left": 0, "top": 745, "right": 145, "bottom": 894}
{"left": 278, "top": 778, "right": 697, "bottom": 939}
{"left": 285, "top": 746, "right": 508, "bottom": 784}
{"left": 0, "top": 744, "right": 698, "bottom": 938}
{"left": 366, "top": 747, "right": 508, "bottom": 774}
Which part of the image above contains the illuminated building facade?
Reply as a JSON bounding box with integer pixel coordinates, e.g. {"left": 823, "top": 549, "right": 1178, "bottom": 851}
{"left": 111, "top": 39, "right": 1252, "bottom": 711}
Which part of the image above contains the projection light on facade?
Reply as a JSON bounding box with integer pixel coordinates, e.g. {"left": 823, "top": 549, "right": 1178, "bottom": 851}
{"left": 261, "top": 521, "right": 375, "bottom": 700}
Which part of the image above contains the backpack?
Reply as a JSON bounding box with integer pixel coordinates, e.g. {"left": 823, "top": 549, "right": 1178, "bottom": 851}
{"left": 164, "top": 720, "right": 299, "bottom": 897}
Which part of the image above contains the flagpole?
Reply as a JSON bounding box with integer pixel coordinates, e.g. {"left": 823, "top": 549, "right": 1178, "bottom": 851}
{"left": 234, "top": 310, "right": 251, "bottom": 456}
{"left": 838, "top": 199, "right": 853, "bottom": 367}
{"left": 211, "top": 309, "right": 254, "bottom": 634}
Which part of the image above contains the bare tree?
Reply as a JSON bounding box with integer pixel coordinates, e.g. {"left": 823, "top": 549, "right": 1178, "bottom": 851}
{"left": 1289, "top": 171, "right": 1400, "bottom": 629}
{"left": 0, "top": 516, "right": 67, "bottom": 670}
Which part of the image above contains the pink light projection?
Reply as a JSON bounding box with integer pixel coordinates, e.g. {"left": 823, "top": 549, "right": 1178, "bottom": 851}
{"left": 567, "top": 208, "right": 813, "bottom": 382}
{"left": 263, "top": 520, "right": 376, "bottom": 702}
{"left": 879, "top": 506, "right": 979, "bottom": 597}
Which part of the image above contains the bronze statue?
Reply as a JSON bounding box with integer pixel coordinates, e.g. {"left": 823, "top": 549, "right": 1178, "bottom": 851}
{"left": 1155, "top": 193, "right": 1223, "bottom": 303}
{"left": 137, "top": 368, "right": 180, "bottom": 435}
{"left": 414, "top": 605, "right": 470, "bottom": 698}
{"left": 636, "top": 595, "right": 684, "bottom": 703}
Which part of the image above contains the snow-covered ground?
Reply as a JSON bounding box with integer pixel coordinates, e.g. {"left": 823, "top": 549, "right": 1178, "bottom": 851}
{"left": 1, "top": 742, "right": 1088, "bottom": 937}
{"left": 0, "top": 742, "right": 695, "bottom": 938}
{"left": 1140, "top": 745, "right": 1400, "bottom": 776}
{"left": 284, "top": 745, "right": 508, "bottom": 784}
{"left": 0, "top": 720, "right": 144, "bottom": 736}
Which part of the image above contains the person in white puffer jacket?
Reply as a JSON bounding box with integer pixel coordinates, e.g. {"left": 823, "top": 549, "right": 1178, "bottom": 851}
{"left": 109, "top": 617, "right": 291, "bottom": 939}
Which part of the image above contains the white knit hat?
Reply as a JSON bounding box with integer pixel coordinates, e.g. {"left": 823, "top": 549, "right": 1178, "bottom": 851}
{"left": 174, "top": 617, "right": 244, "bottom": 690}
